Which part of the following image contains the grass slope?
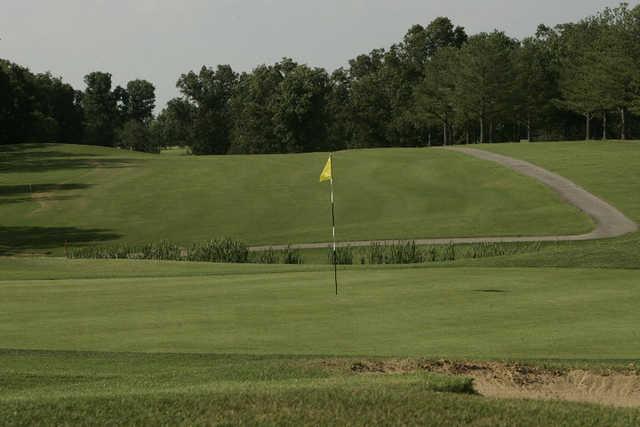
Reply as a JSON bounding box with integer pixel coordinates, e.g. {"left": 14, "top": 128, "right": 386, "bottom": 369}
{"left": 463, "top": 141, "right": 640, "bottom": 269}
{"left": 478, "top": 140, "right": 640, "bottom": 222}
{"left": 1, "top": 259, "right": 639, "bottom": 359}
{"left": 0, "top": 143, "right": 591, "bottom": 254}
{"left": 2, "top": 350, "right": 640, "bottom": 427}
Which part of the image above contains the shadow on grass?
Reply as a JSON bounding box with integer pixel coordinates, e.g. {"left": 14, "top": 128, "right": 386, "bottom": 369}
{"left": 0, "top": 183, "right": 93, "bottom": 195}
{"left": 0, "top": 226, "right": 121, "bottom": 255}
{"left": 473, "top": 289, "right": 508, "bottom": 293}
{"left": 0, "top": 145, "right": 139, "bottom": 173}
{"left": 0, "top": 184, "right": 93, "bottom": 206}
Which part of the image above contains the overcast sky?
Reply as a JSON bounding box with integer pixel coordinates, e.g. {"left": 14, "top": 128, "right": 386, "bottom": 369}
{"left": 1, "top": 0, "right": 636, "bottom": 110}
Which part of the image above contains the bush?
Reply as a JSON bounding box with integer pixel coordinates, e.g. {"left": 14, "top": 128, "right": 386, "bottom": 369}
{"left": 117, "top": 120, "right": 160, "bottom": 153}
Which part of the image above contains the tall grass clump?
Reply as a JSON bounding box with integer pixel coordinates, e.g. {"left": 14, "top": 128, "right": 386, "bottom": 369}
{"left": 440, "top": 243, "right": 456, "bottom": 262}
{"left": 140, "top": 240, "right": 181, "bottom": 260}
{"left": 387, "top": 241, "right": 424, "bottom": 264}
{"left": 328, "top": 246, "right": 354, "bottom": 265}
{"left": 67, "top": 244, "right": 135, "bottom": 260}
{"left": 187, "top": 238, "right": 249, "bottom": 263}
{"left": 465, "top": 241, "right": 542, "bottom": 258}
{"left": 282, "top": 245, "right": 304, "bottom": 264}
{"left": 248, "top": 245, "right": 304, "bottom": 264}
{"left": 252, "top": 248, "right": 279, "bottom": 264}
{"left": 68, "top": 238, "right": 249, "bottom": 263}
{"left": 366, "top": 241, "right": 425, "bottom": 264}
{"left": 367, "top": 243, "right": 386, "bottom": 264}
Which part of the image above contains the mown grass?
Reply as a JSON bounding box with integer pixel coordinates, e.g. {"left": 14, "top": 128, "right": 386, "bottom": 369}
{"left": 2, "top": 141, "right": 640, "bottom": 424}
{"left": 478, "top": 140, "right": 640, "bottom": 222}
{"left": 0, "top": 143, "right": 591, "bottom": 254}
{"left": 291, "top": 234, "right": 640, "bottom": 269}
{"left": 295, "top": 140, "right": 640, "bottom": 269}
{"left": 465, "top": 140, "right": 640, "bottom": 269}
{"left": 1, "top": 350, "right": 640, "bottom": 426}
{"left": 1, "top": 260, "right": 639, "bottom": 359}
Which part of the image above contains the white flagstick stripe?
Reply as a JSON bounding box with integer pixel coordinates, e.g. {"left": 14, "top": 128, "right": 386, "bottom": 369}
{"left": 329, "top": 156, "right": 337, "bottom": 295}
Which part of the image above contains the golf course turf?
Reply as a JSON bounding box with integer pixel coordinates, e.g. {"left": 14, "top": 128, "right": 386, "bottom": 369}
{"left": 2, "top": 141, "right": 640, "bottom": 425}
{"left": 1, "top": 260, "right": 639, "bottom": 358}
{"left": 0, "top": 143, "right": 592, "bottom": 254}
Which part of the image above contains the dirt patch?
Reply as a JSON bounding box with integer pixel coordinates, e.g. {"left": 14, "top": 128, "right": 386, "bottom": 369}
{"left": 29, "top": 191, "right": 54, "bottom": 215}
{"left": 350, "top": 359, "right": 640, "bottom": 408}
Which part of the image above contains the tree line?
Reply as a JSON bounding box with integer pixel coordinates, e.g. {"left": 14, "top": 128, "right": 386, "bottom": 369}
{"left": 0, "top": 63, "right": 158, "bottom": 152}
{"left": 2, "top": 3, "right": 640, "bottom": 153}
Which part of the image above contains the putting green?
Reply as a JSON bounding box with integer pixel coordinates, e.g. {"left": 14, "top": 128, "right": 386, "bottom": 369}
{"left": 1, "top": 258, "right": 638, "bottom": 359}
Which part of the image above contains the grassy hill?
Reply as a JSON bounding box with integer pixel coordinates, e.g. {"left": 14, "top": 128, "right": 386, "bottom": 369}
{"left": 457, "top": 141, "right": 640, "bottom": 269}
{"left": 478, "top": 140, "right": 640, "bottom": 222}
{"left": 0, "top": 143, "right": 592, "bottom": 254}
{"left": 2, "top": 141, "right": 640, "bottom": 424}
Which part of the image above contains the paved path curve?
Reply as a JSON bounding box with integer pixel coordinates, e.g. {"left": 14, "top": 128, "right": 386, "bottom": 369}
{"left": 249, "top": 147, "right": 637, "bottom": 251}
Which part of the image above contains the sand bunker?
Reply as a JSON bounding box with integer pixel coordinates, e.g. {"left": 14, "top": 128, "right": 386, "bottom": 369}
{"left": 351, "top": 359, "right": 640, "bottom": 408}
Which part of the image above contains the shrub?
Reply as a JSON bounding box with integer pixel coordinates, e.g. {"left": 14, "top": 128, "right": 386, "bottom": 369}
{"left": 116, "top": 120, "right": 160, "bottom": 153}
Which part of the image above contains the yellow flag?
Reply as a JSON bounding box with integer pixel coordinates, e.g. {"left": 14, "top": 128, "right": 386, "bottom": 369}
{"left": 319, "top": 156, "right": 332, "bottom": 182}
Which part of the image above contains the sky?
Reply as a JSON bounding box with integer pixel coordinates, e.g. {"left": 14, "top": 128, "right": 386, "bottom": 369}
{"left": 1, "top": 0, "right": 636, "bottom": 111}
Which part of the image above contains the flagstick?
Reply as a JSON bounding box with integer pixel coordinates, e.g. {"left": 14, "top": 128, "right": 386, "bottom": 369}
{"left": 329, "top": 154, "right": 338, "bottom": 295}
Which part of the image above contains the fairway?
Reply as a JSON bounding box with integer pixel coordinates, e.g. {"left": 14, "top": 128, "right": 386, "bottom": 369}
{"left": 0, "top": 144, "right": 592, "bottom": 254}
{"left": 1, "top": 258, "right": 639, "bottom": 359}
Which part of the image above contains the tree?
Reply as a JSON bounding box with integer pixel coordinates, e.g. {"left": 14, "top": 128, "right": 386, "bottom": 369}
{"left": 325, "top": 68, "right": 352, "bottom": 151}
{"left": 230, "top": 59, "right": 330, "bottom": 154}
{"left": 116, "top": 120, "right": 158, "bottom": 153}
{"left": 594, "top": 3, "right": 640, "bottom": 139}
{"left": 454, "top": 32, "right": 517, "bottom": 143}
{"left": 0, "top": 60, "right": 83, "bottom": 144}
{"left": 177, "top": 65, "right": 237, "bottom": 154}
{"left": 415, "top": 47, "right": 458, "bottom": 145}
{"left": 33, "top": 73, "right": 84, "bottom": 143}
{"left": 82, "top": 71, "right": 117, "bottom": 146}
{"left": 125, "top": 79, "right": 156, "bottom": 123}
{"left": 152, "top": 98, "right": 195, "bottom": 148}
{"left": 271, "top": 63, "right": 330, "bottom": 152}
{"left": 513, "top": 35, "right": 557, "bottom": 141}
{"left": 629, "top": 4, "right": 640, "bottom": 119}
{"left": 345, "top": 49, "right": 390, "bottom": 148}
{"left": 402, "top": 17, "right": 467, "bottom": 71}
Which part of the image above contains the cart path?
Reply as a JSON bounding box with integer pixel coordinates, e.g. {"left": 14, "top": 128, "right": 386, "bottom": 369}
{"left": 249, "top": 146, "right": 637, "bottom": 251}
